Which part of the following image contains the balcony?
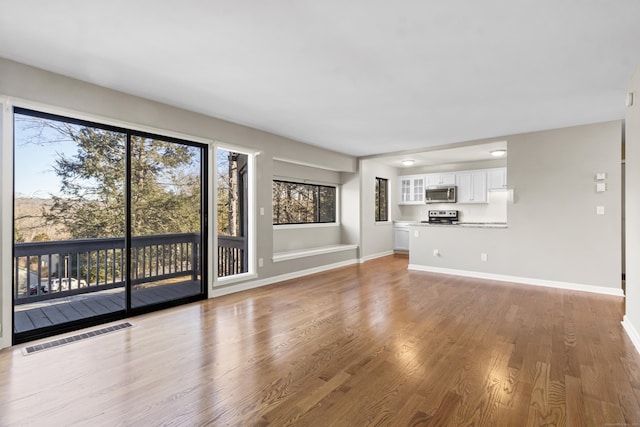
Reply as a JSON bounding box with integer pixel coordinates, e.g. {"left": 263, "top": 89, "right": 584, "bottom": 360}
{"left": 13, "top": 233, "right": 245, "bottom": 334}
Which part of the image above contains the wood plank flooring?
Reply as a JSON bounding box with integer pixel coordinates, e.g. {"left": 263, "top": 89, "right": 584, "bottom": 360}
{"left": 13, "top": 281, "right": 202, "bottom": 333}
{"left": 1, "top": 254, "right": 638, "bottom": 426}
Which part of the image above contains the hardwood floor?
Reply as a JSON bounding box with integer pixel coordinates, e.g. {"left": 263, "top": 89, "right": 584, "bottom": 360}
{"left": 1, "top": 254, "right": 638, "bottom": 426}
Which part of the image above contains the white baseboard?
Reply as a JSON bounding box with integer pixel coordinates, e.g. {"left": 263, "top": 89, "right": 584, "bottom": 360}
{"left": 407, "top": 264, "right": 624, "bottom": 297}
{"left": 622, "top": 316, "right": 640, "bottom": 356}
{"left": 359, "top": 250, "right": 395, "bottom": 263}
{"left": 209, "top": 258, "right": 359, "bottom": 298}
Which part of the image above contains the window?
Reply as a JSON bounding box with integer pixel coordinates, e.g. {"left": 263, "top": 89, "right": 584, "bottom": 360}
{"left": 375, "top": 177, "right": 388, "bottom": 222}
{"left": 272, "top": 180, "right": 336, "bottom": 225}
{"left": 216, "top": 148, "right": 250, "bottom": 277}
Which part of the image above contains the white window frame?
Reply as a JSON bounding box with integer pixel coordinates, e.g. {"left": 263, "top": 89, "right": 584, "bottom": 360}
{"left": 213, "top": 142, "right": 258, "bottom": 286}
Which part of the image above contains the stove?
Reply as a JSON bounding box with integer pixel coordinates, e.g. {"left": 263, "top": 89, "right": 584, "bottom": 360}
{"left": 427, "top": 210, "right": 459, "bottom": 224}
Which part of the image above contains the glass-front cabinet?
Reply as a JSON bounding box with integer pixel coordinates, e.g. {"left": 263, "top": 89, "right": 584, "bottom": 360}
{"left": 398, "top": 175, "right": 425, "bottom": 205}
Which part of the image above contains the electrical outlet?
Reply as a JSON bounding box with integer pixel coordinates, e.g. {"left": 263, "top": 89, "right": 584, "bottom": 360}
{"left": 433, "top": 249, "right": 439, "bottom": 257}
{"left": 597, "top": 206, "right": 605, "bottom": 215}
{"left": 260, "top": 207, "right": 265, "bottom": 215}
{"left": 481, "top": 253, "right": 488, "bottom": 262}
{"left": 258, "top": 258, "right": 264, "bottom": 267}
{"left": 414, "top": 230, "right": 419, "bottom": 237}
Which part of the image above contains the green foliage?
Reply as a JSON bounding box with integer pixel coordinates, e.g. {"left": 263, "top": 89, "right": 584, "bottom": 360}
{"left": 26, "top": 117, "right": 202, "bottom": 239}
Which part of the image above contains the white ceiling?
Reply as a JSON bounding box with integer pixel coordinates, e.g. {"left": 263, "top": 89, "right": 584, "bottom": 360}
{"left": 376, "top": 140, "right": 508, "bottom": 168}
{"left": 1, "top": 1, "right": 639, "bottom": 157}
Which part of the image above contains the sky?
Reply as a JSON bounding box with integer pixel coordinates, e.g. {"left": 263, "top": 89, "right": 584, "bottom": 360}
{"left": 13, "top": 113, "right": 205, "bottom": 199}
{"left": 13, "top": 115, "right": 76, "bottom": 197}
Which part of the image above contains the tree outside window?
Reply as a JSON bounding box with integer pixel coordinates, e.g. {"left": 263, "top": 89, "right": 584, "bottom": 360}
{"left": 272, "top": 180, "right": 336, "bottom": 225}
{"left": 375, "top": 177, "right": 388, "bottom": 222}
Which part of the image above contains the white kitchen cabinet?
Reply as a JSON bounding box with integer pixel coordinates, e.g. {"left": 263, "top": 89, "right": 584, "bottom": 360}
{"left": 398, "top": 175, "right": 425, "bottom": 204}
{"left": 487, "top": 167, "right": 507, "bottom": 190}
{"left": 394, "top": 224, "right": 410, "bottom": 250}
{"left": 456, "top": 171, "right": 488, "bottom": 203}
{"left": 426, "top": 173, "right": 456, "bottom": 186}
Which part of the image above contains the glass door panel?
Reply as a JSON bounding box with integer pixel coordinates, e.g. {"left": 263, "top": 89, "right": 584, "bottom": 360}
{"left": 13, "top": 110, "right": 126, "bottom": 340}
{"left": 129, "top": 135, "right": 204, "bottom": 308}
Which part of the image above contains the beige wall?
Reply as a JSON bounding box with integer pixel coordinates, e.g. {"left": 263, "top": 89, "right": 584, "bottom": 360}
{"left": 0, "top": 58, "right": 359, "bottom": 349}
{"left": 410, "top": 121, "right": 622, "bottom": 290}
{"left": 360, "top": 159, "right": 399, "bottom": 260}
{"left": 624, "top": 66, "right": 640, "bottom": 344}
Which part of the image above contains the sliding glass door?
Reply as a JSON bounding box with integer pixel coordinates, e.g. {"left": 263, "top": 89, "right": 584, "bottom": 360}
{"left": 12, "top": 108, "right": 207, "bottom": 343}
{"left": 129, "top": 135, "right": 205, "bottom": 308}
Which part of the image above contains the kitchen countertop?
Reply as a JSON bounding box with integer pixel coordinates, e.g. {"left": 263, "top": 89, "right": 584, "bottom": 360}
{"left": 393, "top": 220, "right": 508, "bottom": 229}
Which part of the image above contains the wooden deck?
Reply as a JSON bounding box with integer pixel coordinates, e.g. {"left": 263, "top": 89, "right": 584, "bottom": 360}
{"left": 14, "top": 281, "right": 202, "bottom": 333}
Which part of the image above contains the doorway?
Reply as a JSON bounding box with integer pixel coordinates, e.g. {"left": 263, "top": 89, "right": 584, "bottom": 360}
{"left": 12, "top": 108, "right": 207, "bottom": 343}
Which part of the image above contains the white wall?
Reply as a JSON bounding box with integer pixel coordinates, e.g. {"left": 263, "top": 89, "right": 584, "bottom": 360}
{"left": 0, "top": 58, "right": 360, "bottom": 349}
{"left": 624, "top": 66, "right": 640, "bottom": 349}
{"left": 410, "top": 121, "right": 622, "bottom": 291}
{"left": 0, "top": 101, "right": 11, "bottom": 349}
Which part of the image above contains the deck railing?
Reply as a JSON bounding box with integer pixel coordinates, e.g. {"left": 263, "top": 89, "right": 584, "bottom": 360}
{"left": 14, "top": 233, "right": 247, "bottom": 304}
{"left": 217, "top": 235, "right": 247, "bottom": 278}
{"left": 14, "top": 233, "right": 201, "bottom": 304}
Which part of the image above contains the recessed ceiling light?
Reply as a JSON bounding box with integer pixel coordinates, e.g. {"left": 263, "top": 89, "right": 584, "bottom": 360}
{"left": 490, "top": 149, "right": 507, "bottom": 157}
{"left": 401, "top": 159, "right": 415, "bottom": 166}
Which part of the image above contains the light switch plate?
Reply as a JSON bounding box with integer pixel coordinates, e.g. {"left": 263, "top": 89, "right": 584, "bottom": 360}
{"left": 596, "top": 182, "right": 606, "bottom": 192}
{"left": 596, "top": 172, "right": 607, "bottom": 181}
{"left": 597, "top": 206, "right": 605, "bottom": 215}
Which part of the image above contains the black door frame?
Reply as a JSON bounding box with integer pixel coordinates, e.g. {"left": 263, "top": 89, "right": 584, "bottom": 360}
{"left": 12, "top": 107, "right": 208, "bottom": 344}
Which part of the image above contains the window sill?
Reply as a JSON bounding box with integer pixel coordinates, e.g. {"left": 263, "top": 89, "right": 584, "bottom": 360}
{"left": 272, "top": 244, "right": 358, "bottom": 263}
{"left": 214, "top": 272, "right": 258, "bottom": 287}
{"left": 374, "top": 221, "right": 393, "bottom": 226}
{"left": 274, "top": 223, "right": 339, "bottom": 230}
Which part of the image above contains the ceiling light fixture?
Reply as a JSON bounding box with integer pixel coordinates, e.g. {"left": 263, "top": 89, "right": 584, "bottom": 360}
{"left": 490, "top": 149, "right": 507, "bottom": 157}
{"left": 401, "top": 159, "right": 415, "bottom": 166}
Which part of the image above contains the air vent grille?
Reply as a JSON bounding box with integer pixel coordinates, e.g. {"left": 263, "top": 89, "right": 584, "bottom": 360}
{"left": 23, "top": 322, "right": 134, "bottom": 355}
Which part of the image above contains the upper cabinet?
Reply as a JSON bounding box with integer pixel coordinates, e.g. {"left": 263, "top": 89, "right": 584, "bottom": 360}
{"left": 456, "top": 171, "right": 488, "bottom": 203}
{"left": 398, "top": 175, "right": 425, "bottom": 204}
{"left": 399, "top": 167, "right": 505, "bottom": 205}
{"left": 487, "top": 167, "right": 507, "bottom": 190}
{"left": 426, "top": 172, "right": 456, "bottom": 186}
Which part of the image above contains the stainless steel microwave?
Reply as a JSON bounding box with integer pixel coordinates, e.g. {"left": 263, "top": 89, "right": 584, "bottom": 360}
{"left": 425, "top": 185, "right": 457, "bottom": 203}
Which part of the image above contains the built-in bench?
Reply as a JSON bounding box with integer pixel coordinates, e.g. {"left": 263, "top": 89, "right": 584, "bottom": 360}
{"left": 272, "top": 244, "right": 358, "bottom": 263}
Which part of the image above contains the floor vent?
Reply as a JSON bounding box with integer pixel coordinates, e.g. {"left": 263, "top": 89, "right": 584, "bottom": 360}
{"left": 22, "top": 322, "right": 134, "bottom": 356}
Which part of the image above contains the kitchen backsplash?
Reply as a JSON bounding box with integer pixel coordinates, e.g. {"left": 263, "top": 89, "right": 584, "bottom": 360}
{"left": 397, "top": 191, "right": 508, "bottom": 223}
